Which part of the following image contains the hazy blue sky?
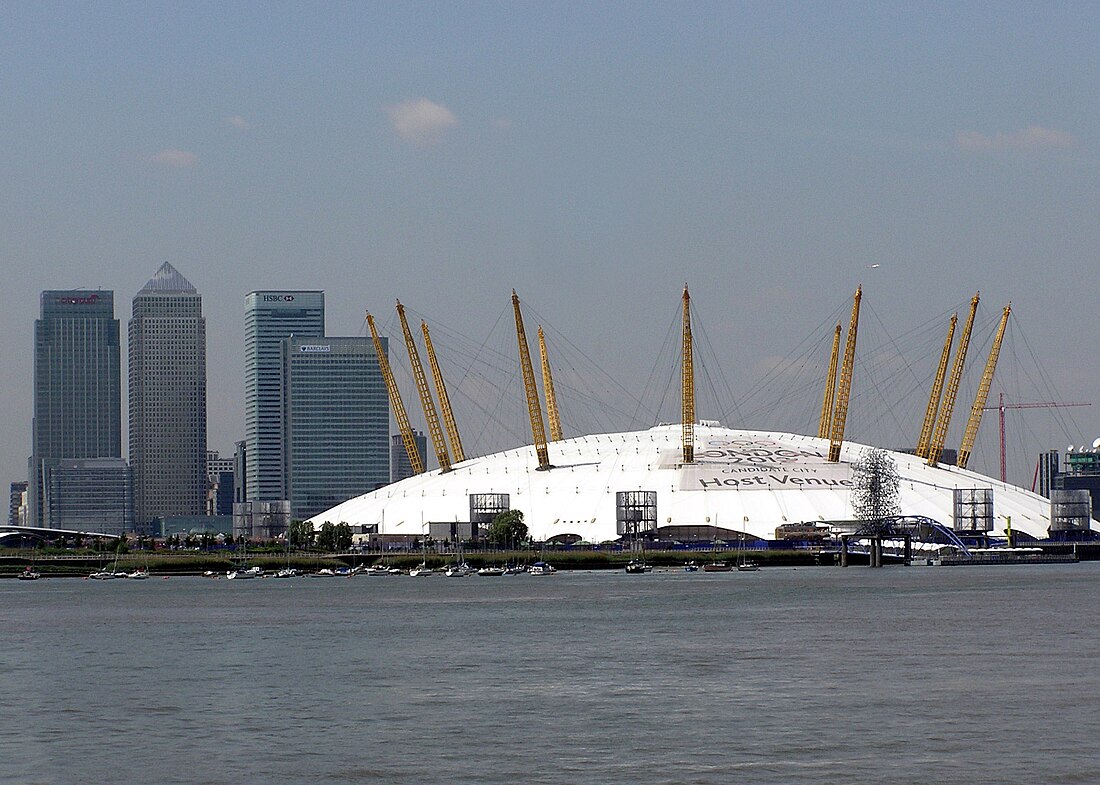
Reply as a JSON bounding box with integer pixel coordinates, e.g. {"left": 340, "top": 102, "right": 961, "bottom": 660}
{"left": 3, "top": 2, "right": 1098, "bottom": 489}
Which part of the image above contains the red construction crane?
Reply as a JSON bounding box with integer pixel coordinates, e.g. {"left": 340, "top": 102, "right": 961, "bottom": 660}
{"left": 982, "top": 393, "right": 1090, "bottom": 482}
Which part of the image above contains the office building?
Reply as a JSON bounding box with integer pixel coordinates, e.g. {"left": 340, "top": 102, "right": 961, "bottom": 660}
{"left": 391, "top": 431, "right": 428, "bottom": 483}
{"left": 42, "top": 458, "right": 133, "bottom": 535}
{"left": 9, "top": 481, "right": 28, "bottom": 527}
{"left": 206, "top": 451, "right": 235, "bottom": 516}
{"left": 28, "top": 290, "right": 122, "bottom": 529}
{"left": 284, "top": 336, "right": 390, "bottom": 520}
{"left": 1039, "top": 447, "right": 1100, "bottom": 525}
{"left": 243, "top": 291, "right": 324, "bottom": 504}
{"left": 128, "top": 263, "right": 207, "bottom": 527}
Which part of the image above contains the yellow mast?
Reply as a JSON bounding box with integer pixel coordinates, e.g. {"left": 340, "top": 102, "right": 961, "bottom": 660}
{"left": 367, "top": 311, "right": 423, "bottom": 475}
{"left": 957, "top": 303, "right": 1012, "bottom": 470}
{"left": 396, "top": 300, "right": 451, "bottom": 474}
{"left": 927, "top": 292, "right": 980, "bottom": 467}
{"left": 538, "top": 326, "right": 564, "bottom": 442}
{"left": 818, "top": 323, "right": 842, "bottom": 440}
{"left": 916, "top": 313, "right": 958, "bottom": 458}
{"left": 512, "top": 290, "right": 551, "bottom": 470}
{"left": 827, "top": 287, "right": 862, "bottom": 463}
{"left": 681, "top": 285, "right": 695, "bottom": 465}
{"left": 421, "top": 320, "right": 465, "bottom": 464}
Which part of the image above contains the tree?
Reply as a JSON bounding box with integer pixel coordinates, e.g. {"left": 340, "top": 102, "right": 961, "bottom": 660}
{"left": 316, "top": 522, "right": 336, "bottom": 551}
{"left": 334, "top": 523, "right": 353, "bottom": 551}
{"left": 487, "top": 510, "right": 528, "bottom": 549}
{"left": 288, "top": 520, "right": 314, "bottom": 549}
{"left": 851, "top": 448, "right": 901, "bottom": 534}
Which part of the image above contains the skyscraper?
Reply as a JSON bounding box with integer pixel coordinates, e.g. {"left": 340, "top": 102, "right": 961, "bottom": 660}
{"left": 284, "top": 336, "right": 390, "bottom": 520}
{"left": 243, "top": 291, "right": 325, "bottom": 503}
{"left": 391, "top": 431, "right": 428, "bottom": 483}
{"left": 29, "top": 290, "right": 123, "bottom": 528}
{"left": 129, "top": 263, "right": 207, "bottom": 527}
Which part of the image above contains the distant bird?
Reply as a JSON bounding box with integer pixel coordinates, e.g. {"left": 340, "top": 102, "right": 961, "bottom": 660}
{"left": 868, "top": 264, "right": 881, "bottom": 269}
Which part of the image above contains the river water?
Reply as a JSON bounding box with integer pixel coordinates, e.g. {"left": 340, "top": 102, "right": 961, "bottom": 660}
{"left": 3, "top": 564, "right": 1099, "bottom": 784}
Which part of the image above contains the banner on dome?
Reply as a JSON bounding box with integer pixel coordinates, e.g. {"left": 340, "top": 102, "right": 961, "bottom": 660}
{"left": 661, "top": 437, "right": 856, "bottom": 492}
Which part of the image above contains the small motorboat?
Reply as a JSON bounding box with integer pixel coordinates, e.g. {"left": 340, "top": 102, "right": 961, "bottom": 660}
{"left": 702, "top": 561, "right": 732, "bottom": 572}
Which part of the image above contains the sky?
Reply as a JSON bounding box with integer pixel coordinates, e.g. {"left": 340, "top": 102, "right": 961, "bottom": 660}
{"left": 3, "top": 2, "right": 1099, "bottom": 491}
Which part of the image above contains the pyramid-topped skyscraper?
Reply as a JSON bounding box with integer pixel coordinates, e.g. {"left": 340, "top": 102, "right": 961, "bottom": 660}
{"left": 129, "top": 262, "right": 207, "bottom": 528}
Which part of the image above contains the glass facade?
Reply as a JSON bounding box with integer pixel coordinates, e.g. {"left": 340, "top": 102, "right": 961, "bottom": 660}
{"left": 244, "top": 291, "right": 325, "bottom": 503}
{"left": 43, "top": 458, "right": 134, "bottom": 536}
{"left": 129, "top": 263, "right": 207, "bottom": 526}
{"left": 284, "top": 336, "right": 390, "bottom": 520}
{"left": 391, "top": 431, "right": 427, "bottom": 483}
{"left": 29, "top": 290, "right": 122, "bottom": 527}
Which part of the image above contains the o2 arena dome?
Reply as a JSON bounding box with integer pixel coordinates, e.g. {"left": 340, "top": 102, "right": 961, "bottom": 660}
{"left": 310, "top": 423, "right": 1071, "bottom": 543}
{"left": 309, "top": 287, "right": 1096, "bottom": 545}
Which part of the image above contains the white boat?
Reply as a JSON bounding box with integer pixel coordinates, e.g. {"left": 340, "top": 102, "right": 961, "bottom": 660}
{"left": 89, "top": 569, "right": 117, "bottom": 580}
{"left": 18, "top": 567, "right": 41, "bottom": 581}
{"left": 444, "top": 562, "right": 475, "bottom": 577}
{"left": 409, "top": 563, "right": 434, "bottom": 576}
{"left": 528, "top": 561, "right": 556, "bottom": 575}
{"left": 274, "top": 568, "right": 300, "bottom": 578}
{"left": 127, "top": 569, "right": 150, "bottom": 580}
{"left": 625, "top": 559, "right": 652, "bottom": 574}
{"left": 227, "top": 566, "right": 263, "bottom": 580}
{"left": 477, "top": 566, "right": 505, "bottom": 577}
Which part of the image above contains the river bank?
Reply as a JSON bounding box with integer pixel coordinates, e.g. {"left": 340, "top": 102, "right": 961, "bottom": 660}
{"left": 0, "top": 547, "right": 824, "bottom": 577}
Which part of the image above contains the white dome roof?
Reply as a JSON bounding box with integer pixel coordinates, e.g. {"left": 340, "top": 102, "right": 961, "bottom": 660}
{"left": 309, "top": 424, "right": 1077, "bottom": 542}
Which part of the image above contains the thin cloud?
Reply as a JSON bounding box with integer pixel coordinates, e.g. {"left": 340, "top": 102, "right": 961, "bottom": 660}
{"left": 492, "top": 116, "right": 514, "bottom": 130}
{"left": 226, "top": 115, "right": 250, "bottom": 131}
{"left": 956, "top": 126, "right": 1078, "bottom": 152}
{"left": 149, "top": 149, "right": 199, "bottom": 167}
{"left": 384, "top": 97, "right": 457, "bottom": 145}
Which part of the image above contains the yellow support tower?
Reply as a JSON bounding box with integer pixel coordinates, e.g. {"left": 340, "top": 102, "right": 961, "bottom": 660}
{"left": 927, "top": 292, "right": 980, "bottom": 467}
{"left": 367, "top": 311, "right": 423, "bottom": 475}
{"left": 421, "top": 321, "right": 465, "bottom": 464}
{"left": 538, "top": 326, "right": 564, "bottom": 442}
{"left": 818, "top": 323, "right": 842, "bottom": 440}
{"left": 916, "top": 313, "right": 958, "bottom": 458}
{"left": 828, "top": 286, "right": 862, "bottom": 463}
{"left": 512, "top": 291, "right": 551, "bottom": 470}
{"left": 396, "top": 301, "right": 451, "bottom": 474}
{"left": 957, "top": 303, "right": 1011, "bottom": 470}
{"left": 681, "top": 285, "right": 695, "bottom": 465}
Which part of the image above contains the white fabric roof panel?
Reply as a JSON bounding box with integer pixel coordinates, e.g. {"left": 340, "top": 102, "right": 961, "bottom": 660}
{"left": 309, "top": 424, "right": 1079, "bottom": 542}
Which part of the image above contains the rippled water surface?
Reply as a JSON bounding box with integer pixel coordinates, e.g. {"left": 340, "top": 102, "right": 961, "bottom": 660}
{"left": 3, "top": 564, "right": 1100, "bottom": 784}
